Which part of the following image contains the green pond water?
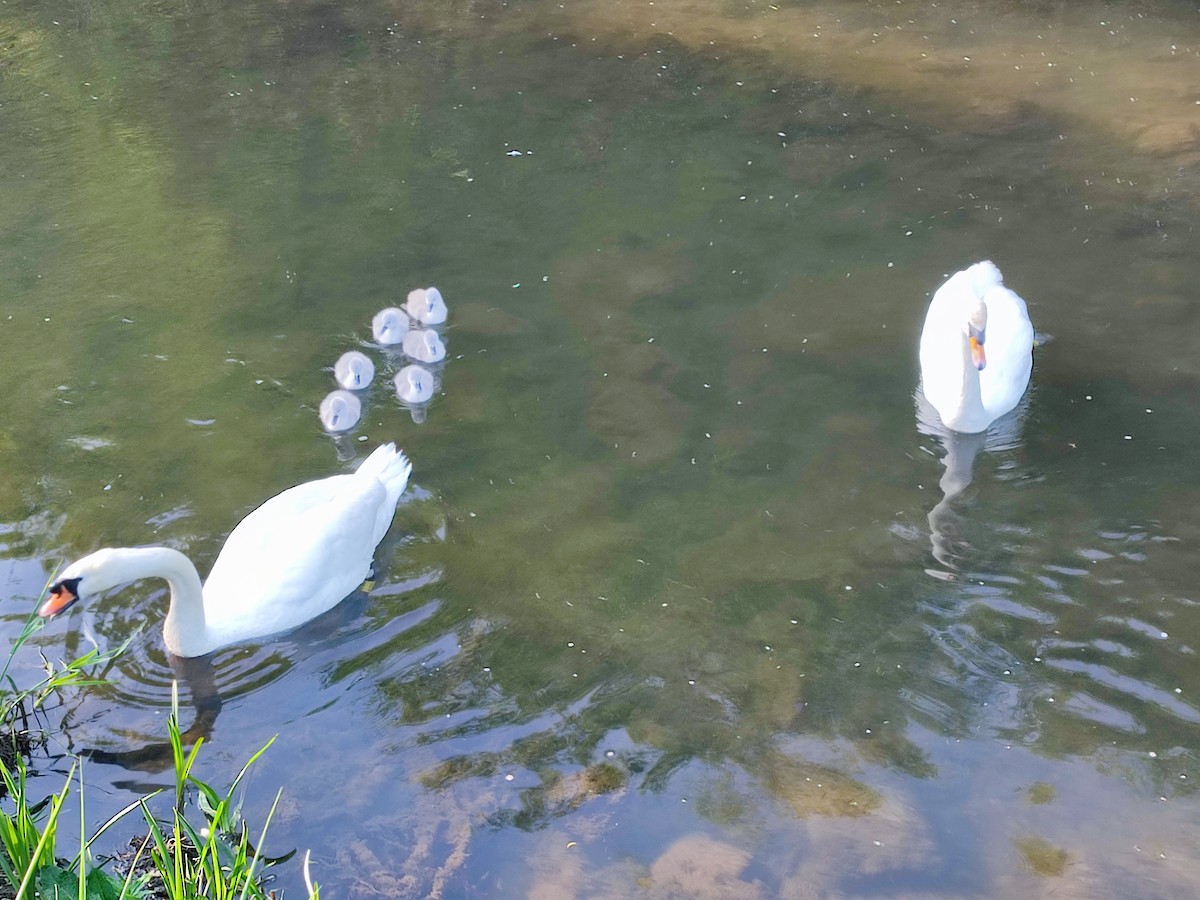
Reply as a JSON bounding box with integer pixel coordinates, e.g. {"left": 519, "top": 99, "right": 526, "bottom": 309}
{"left": 4, "top": 0, "right": 1200, "bottom": 895}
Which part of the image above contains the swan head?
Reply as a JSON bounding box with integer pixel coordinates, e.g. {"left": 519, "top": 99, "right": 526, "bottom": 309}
{"left": 372, "top": 307, "right": 410, "bottom": 345}
{"left": 404, "top": 287, "right": 448, "bottom": 325}
{"left": 967, "top": 301, "right": 987, "bottom": 371}
{"left": 319, "top": 390, "right": 362, "bottom": 432}
{"left": 40, "top": 549, "right": 124, "bottom": 617}
{"left": 333, "top": 351, "right": 375, "bottom": 390}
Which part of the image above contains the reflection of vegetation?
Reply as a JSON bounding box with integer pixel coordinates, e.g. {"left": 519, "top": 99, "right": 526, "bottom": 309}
{"left": 1026, "top": 783, "right": 1056, "bottom": 805}
{"left": 759, "top": 753, "right": 879, "bottom": 819}
{"left": 1015, "top": 835, "right": 1069, "bottom": 877}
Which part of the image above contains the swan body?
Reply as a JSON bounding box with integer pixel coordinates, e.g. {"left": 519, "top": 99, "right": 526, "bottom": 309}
{"left": 401, "top": 328, "right": 446, "bottom": 364}
{"left": 404, "top": 287, "right": 448, "bottom": 325}
{"left": 40, "top": 444, "right": 412, "bottom": 658}
{"left": 918, "top": 261, "right": 1034, "bottom": 434}
{"left": 333, "top": 351, "right": 375, "bottom": 390}
{"left": 394, "top": 365, "right": 435, "bottom": 404}
{"left": 372, "top": 307, "right": 410, "bottom": 345}
{"left": 319, "top": 390, "right": 362, "bottom": 432}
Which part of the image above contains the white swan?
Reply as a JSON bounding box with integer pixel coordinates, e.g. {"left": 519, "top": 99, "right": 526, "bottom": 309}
{"left": 333, "top": 351, "right": 375, "bottom": 390}
{"left": 918, "top": 261, "right": 1034, "bottom": 434}
{"left": 401, "top": 328, "right": 446, "bottom": 364}
{"left": 39, "top": 444, "right": 412, "bottom": 658}
{"left": 372, "top": 307, "right": 410, "bottom": 345}
{"left": 318, "top": 389, "right": 361, "bottom": 432}
{"left": 394, "top": 365, "right": 435, "bottom": 404}
{"left": 404, "top": 287, "right": 448, "bottom": 325}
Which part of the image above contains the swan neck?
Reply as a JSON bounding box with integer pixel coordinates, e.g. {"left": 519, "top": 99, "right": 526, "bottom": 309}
{"left": 955, "top": 329, "right": 983, "bottom": 420}
{"left": 121, "top": 548, "right": 207, "bottom": 656}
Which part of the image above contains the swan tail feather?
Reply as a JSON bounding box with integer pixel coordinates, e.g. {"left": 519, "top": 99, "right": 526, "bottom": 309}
{"left": 357, "top": 443, "right": 412, "bottom": 493}
{"left": 357, "top": 444, "right": 413, "bottom": 548}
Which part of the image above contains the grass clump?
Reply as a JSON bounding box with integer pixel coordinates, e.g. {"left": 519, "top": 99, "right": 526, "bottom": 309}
{"left": 0, "top": 587, "right": 319, "bottom": 899}
{"left": 134, "top": 684, "right": 292, "bottom": 900}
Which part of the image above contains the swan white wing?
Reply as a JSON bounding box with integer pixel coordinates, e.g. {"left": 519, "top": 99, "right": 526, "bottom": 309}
{"left": 201, "top": 474, "right": 385, "bottom": 641}
{"left": 917, "top": 269, "right": 973, "bottom": 419}
{"left": 979, "top": 285, "right": 1034, "bottom": 417}
{"left": 919, "top": 269, "right": 970, "bottom": 361}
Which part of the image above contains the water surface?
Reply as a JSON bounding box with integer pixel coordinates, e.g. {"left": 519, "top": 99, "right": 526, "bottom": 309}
{"left": 3, "top": 0, "right": 1200, "bottom": 895}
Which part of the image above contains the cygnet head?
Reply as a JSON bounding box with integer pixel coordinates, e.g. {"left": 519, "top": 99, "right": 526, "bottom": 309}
{"left": 319, "top": 389, "right": 362, "bottom": 432}
{"left": 372, "top": 307, "right": 410, "bottom": 345}
{"left": 394, "top": 365, "right": 435, "bottom": 404}
{"left": 404, "top": 287, "right": 448, "bottom": 325}
{"left": 333, "top": 350, "right": 375, "bottom": 390}
{"left": 401, "top": 328, "right": 446, "bottom": 364}
{"left": 967, "top": 300, "right": 987, "bottom": 370}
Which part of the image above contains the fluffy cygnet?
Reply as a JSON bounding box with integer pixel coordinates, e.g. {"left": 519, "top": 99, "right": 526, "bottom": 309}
{"left": 404, "top": 287, "right": 448, "bottom": 325}
{"left": 333, "top": 351, "right": 375, "bottom": 390}
{"left": 372, "top": 307, "right": 410, "bottom": 345}
{"left": 401, "top": 329, "right": 446, "bottom": 364}
{"left": 394, "top": 365, "right": 435, "bottom": 404}
{"left": 319, "top": 389, "right": 362, "bottom": 432}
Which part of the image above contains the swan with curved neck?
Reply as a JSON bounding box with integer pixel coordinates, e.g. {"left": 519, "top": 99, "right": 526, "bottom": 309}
{"left": 918, "top": 260, "right": 1034, "bottom": 434}
{"left": 40, "top": 443, "right": 412, "bottom": 657}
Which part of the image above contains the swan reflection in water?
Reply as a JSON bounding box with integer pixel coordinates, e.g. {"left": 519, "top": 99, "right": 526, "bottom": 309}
{"left": 915, "top": 389, "right": 1028, "bottom": 575}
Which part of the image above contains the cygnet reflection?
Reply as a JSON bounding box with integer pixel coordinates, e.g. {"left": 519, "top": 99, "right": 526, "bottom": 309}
{"left": 915, "top": 389, "right": 1028, "bottom": 574}
{"left": 333, "top": 350, "right": 375, "bottom": 390}
{"left": 319, "top": 389, "right": 362, "bottom": 433}
{"left": 404, "top": 287, "right": 448, "bottom": 325}
{"left": 401, "top": 328, "right": 446, "bottom": 364}
{"left": 372, "top": 307, "right": 410, "bottom": 345}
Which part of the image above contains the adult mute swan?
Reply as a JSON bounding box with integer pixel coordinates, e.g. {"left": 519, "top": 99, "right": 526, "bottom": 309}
{"left": 319, "top": 389, "right": 362, "bottom": 432}
{"left": 918, "top": 261, "right": 1034, "bottom": 434}
{"left": 404, "top": 287, "right": 448, "bottom": 325}
{"left": 333, "top": 350, "right": 375, "bottom": 390}
{"left": 39, "top": 444, "right": 412, "bottom": 658}
{"left": 372, "top": 307, "right": 409, "bottom": 345}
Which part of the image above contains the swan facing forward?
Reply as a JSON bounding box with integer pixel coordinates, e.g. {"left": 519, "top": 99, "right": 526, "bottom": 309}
{"left": 404, "top": 287, "right": 448, "bottom": 325}
{"left": 918, "top": 261, "right": 1034, "bottom": 434}
{"left": 40, "top": 444, "right": 412, "bottom": 658}
{"left": 401, "top": 328, "right": 446, "bottom": 364}
{"left": 333, "top": 351, "right": 375, "bottom": 390}
{"left": 319, "top": 389, "right": 362, "bottom": 433}
{"left": 394, "top": 365, "right": 435, "bottom": 404}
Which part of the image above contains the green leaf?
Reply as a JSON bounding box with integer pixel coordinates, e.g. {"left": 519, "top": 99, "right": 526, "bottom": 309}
{"left": 35, "top": 863, "right": 76, "bottom": 899}
{"left": 87, "top": 867, "right": 129, "bottom": 900}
